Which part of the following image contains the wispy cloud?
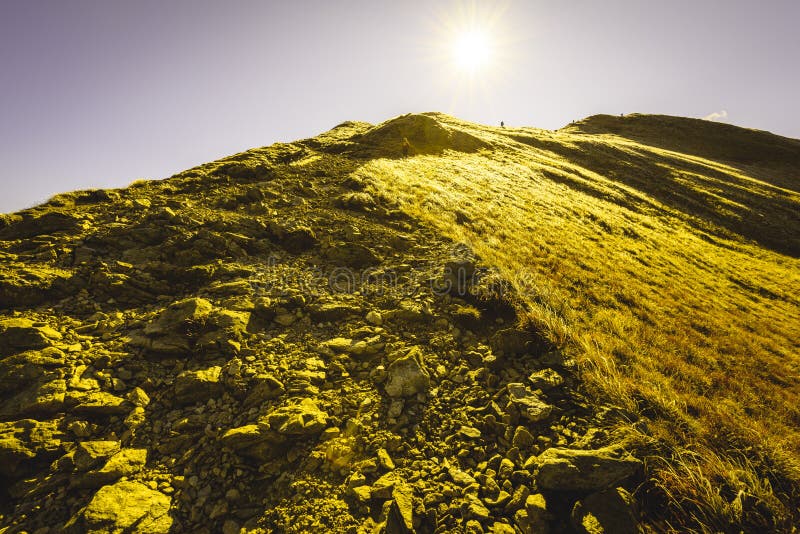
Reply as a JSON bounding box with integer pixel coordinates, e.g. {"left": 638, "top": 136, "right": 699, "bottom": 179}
{"left": 703, "top": 110, "right": 728, "bottom": 121}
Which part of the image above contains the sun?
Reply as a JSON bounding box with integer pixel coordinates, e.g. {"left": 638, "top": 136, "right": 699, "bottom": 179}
{"left": 452, "top": 30, "right": 491, "bottom": 72}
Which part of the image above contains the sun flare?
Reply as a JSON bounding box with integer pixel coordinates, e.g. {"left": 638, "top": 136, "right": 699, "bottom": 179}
{"left": 452, "top": 30, "right": 491, "bottom": 72}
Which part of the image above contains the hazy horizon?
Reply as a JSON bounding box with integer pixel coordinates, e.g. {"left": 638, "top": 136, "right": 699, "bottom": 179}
{"left": 2, "top": 0, "right": 799, "bottom": 214}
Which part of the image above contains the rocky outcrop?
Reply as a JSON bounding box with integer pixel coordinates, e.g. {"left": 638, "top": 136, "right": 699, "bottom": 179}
{"left": 0, "top": 119, "right": 645, "bottom": 533}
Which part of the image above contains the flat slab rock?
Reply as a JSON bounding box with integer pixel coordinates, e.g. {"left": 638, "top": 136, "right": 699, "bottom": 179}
{"left": 533, "top": 445, "right": 642, "bottom": 492}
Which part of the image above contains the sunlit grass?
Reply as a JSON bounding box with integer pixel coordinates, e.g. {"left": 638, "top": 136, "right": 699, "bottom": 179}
{"left": 356, "top": 113, "right": 800, "bottom": 530}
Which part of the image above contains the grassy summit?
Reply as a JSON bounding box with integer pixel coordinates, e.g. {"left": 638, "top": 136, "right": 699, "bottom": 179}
{"left": 0, "top": 112, "right": 798, "bottom": 532}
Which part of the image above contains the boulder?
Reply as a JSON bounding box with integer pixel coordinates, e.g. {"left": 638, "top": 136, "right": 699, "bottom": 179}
{"left": 534, "top": 446, "right": 642, "bottom": 492}
{"left": 173, "top": 366, "right": 223, "bottom": 405}
{"left": 66, "top": 480, "right": 172, "bottom": 533}
{"left": 0, "top": 210, "right": 83, "bottom": 239}
{"left": 74, "top": 448, "right": 148, "bottom": 489}
{"left": 219, "top": 424, "right": 284, "bottom": 462}
{"left": 506, "top": 383, "right": 552, "bottom": 423}
{"left": 0, "top": 347, "right": 65, "bottom": 393}
{"left": 323, "top": 242, "right": 382, "bottom": 268}
{"left": 0, "top": 265, "right": 72, "bottom": 310}
{"left": 571, "top": 487, "right": 638, "bottom": 534}
{"left": 527, "top": 368, "right": 564, "bottom": 391}
{"left": 155, "top": 297, "right": 213, "bottom": 327}
{"left": 443, "top": 257, "right": 477, "bottom": 296}
{"left": 489, "top": 328, "right": 536, "bottom": 356}
{"left": 384, "top": 349, "right": 430, "bottom": 398}
{"left": 126, "top": 387, "right": 150, "bottom": 408}
{"left": 69, "top": 391, "right": 132, "bottom": 417}
{"left": 195, "top": 309, "right": 250, "bottom": 357}
{"left": 261, "top": 398, "right": 328, "bottom": 436}
{"left": 220, "top": 425, "right": 264, "bottom": 450}
{"left": 266, "top": 222, "right": 318, "bottom": 253}
{"left": 132, "top": 297, "right": 213, "bottom": 354}
{"left": 243, "top": 374, "right": 285, "bottom": 408}
{"left": 386, "top": 480, "right": 415, "bottom": 534}
{"left": 0, "top": 318, "right": 62, "bottom": 354}
{"left": 0, "top": 419, "right": 65, "bottom": 479}
{"left": 73, "top": 441, "right": 121, "bottom": 471}
{"left": 309, "top": 301, "right": 363, "bottom": 322}
{"left": 0, "top": 378, "right": 66, "bottom": 419}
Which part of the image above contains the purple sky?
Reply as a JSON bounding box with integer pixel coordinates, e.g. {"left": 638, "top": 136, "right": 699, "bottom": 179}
{"left": 1, "top": 0, "right": 798, "bottom": 213}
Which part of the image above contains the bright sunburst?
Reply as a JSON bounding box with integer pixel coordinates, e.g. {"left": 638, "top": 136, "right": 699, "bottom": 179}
{"left": 452, "top": 30, "right": 491, "bottom": 72}
{"left": 423, "top": 1, "right": 515, "bottom": 113}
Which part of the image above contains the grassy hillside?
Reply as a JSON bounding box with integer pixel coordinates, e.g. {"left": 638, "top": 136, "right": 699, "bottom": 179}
{"left": 0, "top": 112, "right": 798, "bottom": 532}
{"left": 347, "top": 113, "right": 800, "bottom": 531}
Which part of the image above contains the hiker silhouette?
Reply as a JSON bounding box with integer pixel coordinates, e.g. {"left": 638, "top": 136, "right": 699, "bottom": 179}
{"left": 501, "top": 121, "right": 504, "bottom": 128}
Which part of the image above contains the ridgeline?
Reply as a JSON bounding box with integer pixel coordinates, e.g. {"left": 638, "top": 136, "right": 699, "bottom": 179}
{"left": 1, "top": 112, "right": 799, "bottom": 532}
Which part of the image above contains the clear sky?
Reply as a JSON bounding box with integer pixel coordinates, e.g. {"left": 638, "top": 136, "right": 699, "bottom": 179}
{"left": 1, "top": 0, "right": 798, "bottom": 213}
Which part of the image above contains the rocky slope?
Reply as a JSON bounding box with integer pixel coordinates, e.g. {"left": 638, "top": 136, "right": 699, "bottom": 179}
{"left": 0, "top": 122, "right": 644, "bottom": 534}
{"left": 1, "top": 112, "right": 798, "bottom": 533}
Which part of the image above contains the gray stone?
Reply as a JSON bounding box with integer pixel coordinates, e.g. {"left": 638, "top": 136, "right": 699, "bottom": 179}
{"left": 0, "top": 318, "right": 62, "bottom": 354}
{"left": 66, "top": 480, "right": 172, "bottom": 533}
{"left": 243, "top": 374, "right": 285, "bottom": 407}
{"left": 534, "top": 446, "right": 642, "bottom": 492}
{"left": 261, "top": 398, "right": 328, "bottom": 436}
{"left": 174, "top": 366, "right": 223, "bottom": 405}
{"left": 527, "top": 368, "right": 564, "bottom": 391}
{"left": 385, "top": 348, "right": 430, "bottom": 398}
{"left": 386, "top": 481, "right": 414, "bottom": 534}
{"left": 0, "top": 419, "right": 65, "bottom": 478}
{"left": 507, "top": 383, "right": 552, "bottom": 423}
{"left": 70, "top": 391, "right": 132, "bottom": 416}
{"left": 73, "top": 440, "right": 121, "bottom": 471}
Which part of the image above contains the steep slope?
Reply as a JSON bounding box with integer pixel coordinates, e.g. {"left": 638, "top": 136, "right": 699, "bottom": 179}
{"left": 1, "top": 112, "right": 799, "bottom": 533}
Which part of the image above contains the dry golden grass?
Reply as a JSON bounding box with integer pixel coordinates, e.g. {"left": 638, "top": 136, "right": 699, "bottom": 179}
{"left": 353, "top": 113, "right": 800, "bottom": 531}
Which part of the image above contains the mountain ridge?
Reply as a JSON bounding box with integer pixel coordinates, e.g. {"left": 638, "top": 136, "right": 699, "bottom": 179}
{"left": 1, "top": 112, "right": 799, "bottom": 532}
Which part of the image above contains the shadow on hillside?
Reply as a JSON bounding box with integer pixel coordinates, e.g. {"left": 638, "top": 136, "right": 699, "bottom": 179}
{"left": 509, "top": 132, "right": 800, "bottom": 257}
{"left": 567, "top": 114, "right": 800, "bottom": 193}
